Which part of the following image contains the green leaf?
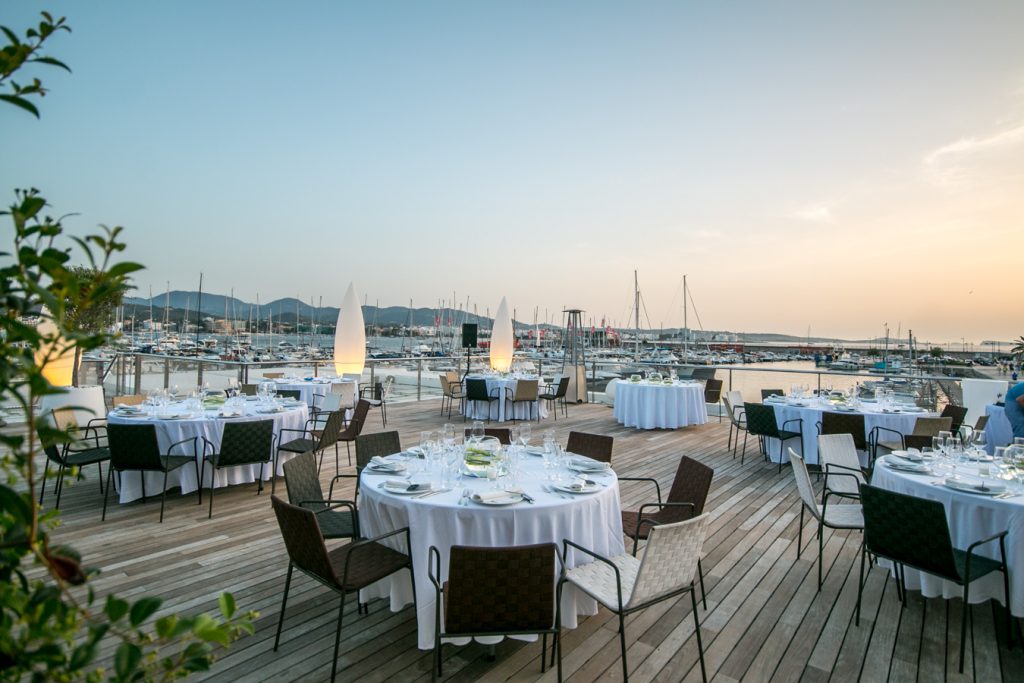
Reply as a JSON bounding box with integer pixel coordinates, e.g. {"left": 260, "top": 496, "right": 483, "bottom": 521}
{"left": 129, "top": 596, "right": 161, "bottom": 627}
{"left": 114, "top": 642, "right": 143, "bottom": 679}
{"left": 218, "top": 592, "right": 236, "bottom": 619}
{"left": 68, "top": 642, "right": 97, "bottom": 671}
{"left": 104, "top": 595, "right": 129, "bottom": 622}
{"left": 29, "top": 55, "right": 71, "bottom": 72}
{"left": 0, "top": 94, "right": 40, "bottom": 117}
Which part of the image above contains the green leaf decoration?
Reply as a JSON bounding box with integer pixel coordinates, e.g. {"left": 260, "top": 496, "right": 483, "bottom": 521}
{"left": 129, "top": 596, "right": 161, "bottom": 627}
{"left": 114, "top": 642, "right": 143, "bottom": 679}
{"left": 218, "top": 592, "right": 236, "bottom": 619}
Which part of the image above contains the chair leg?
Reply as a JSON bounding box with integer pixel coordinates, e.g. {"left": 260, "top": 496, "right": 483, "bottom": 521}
{"left": 274, "top": 563, "right": 293, "bottom": 651}
{"left": 541, "top": 634, "right": 547, "bottom": 673}
{"left": 159, "top": 468, "right": 170, "bottom": 523}
{"left": 345, "top": 442, "right": 352, "bottom": 468}
{"left": 856, "top": 542, "right": 866, "bottom": 626}
{"left": 698, "top": 558, "right": 707, "bottom": 610}
{"left": 817, "top": 523, "right": 824, "bottom": 591}
{"left": 207, "top": 467, "right": 215, "bottom": 519}
{"left": 691, "top": 588, "right": 708, "bottom": 683}
{"left": 54, "top": 464, "right": 66, "bottom": 510}
{"left": 960, "top": 583, "right": 970, "bottom": 673}
{"left": 331, "top": 594, "right": 346, "bottom": 682}
{"left": 195, "top": 457, "right": 203, "bottom": 506}
{"left": 101, "top": 465, "right": 114, "bottom": 521}
{"left": 39, "top": 462, "right": 50, "bottom": 505}
{"left": 741, "top": 432, "right": 748, "bottom": 464}
{"left": 797, "top": 506, "right": 804, "bottom": 559}
{"left": 618, "top": 611, "right": 628, "bottom": 681}
{"left": 96, "top": 461, "right": 104, "bottom": 494}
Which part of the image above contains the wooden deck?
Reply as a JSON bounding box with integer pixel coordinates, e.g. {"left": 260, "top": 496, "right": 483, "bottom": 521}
{"left": 33, "top": 399, "right": 1023, "bottom": 681}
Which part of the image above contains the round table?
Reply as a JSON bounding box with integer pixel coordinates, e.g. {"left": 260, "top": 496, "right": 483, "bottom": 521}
{"left": 764, "top": 397, "right": 936, "bottom": 466}
{"left": 463, "top": 375, "right": 548, "bottom": 422}
{"left": 107, "top": 401, "right": 309, "bottom": 503}
{"left": 272, "top": 377, "right": 357, "bottom": 408}
{"left": 612, "top": 379, "right": 708, "bottom": 429}
{"left": 871, "top": 458, "right": 1023, "bottom": 616}
{"left": 358, "top": 448, "right": 625, "bottom": 649}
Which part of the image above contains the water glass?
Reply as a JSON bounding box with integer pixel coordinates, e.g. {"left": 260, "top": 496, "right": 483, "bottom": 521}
{"left": 519, "top": 423, "right": 532, "bottom": 446}
{"left": 442, "top": 423, "right": 456, "bottom": 448}
{"left": 470, "top": 421, "right": 485, "bottom": 443}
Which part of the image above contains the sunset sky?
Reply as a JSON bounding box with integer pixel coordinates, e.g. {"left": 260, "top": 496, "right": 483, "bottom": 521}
{"left": 2, "top": 2, "right": 1022, "bottom": 346}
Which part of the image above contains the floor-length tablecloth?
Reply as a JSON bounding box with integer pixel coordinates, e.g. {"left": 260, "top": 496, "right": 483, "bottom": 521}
{"left": 358, "top": 453, "right": 624, "bottom": 649}
{"left": 272, "top": 378, "right": 357, "bottom": 408}
{"left": 107, "top": 403, "right": 308, "bottom": 502}
{"left": 763, "top": 398, "right": 934, "bottom": 466}
{"left": 613, "top": 380, "right": 708, "bottom": 429}
{"left": 871, "top": 462, "right": 1023, "bottom": 616}
{"left": 984, "top": 403, "right": 1014, "bottom": 454}
{"left": 463, "top": 376, "right": 547, "bottom": 422}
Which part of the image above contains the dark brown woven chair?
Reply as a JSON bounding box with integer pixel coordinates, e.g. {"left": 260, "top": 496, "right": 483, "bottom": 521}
{"left": 870, "top": 416, "right": 952, "bottom": 463}
{"left": 539, "top": 376, "right": 570, "bottom": 420}
{"left": 940, "top": 404, "right": 969, "bottom": 435}
{"left": 199, "top": 419, "right": 275, "bottom": 518}
{"left": 37, "top": 422, "right": 110, "bottom": 510}
{"left": 281, "top": 451, "right": 358, "bottom": 541}
{"left": 271, "top": 496, "right": 414, "bottom": 682}
{"left": 463, "top": 428, "right": 511, "bottom": 445}
{"left": 761, "top": 389, "right": 784, "bottom": 400}
{"left": 360, "top": 376, "right": 393, "bottom": 427}
{"left": 509, "top": 378, "right": 540, "bottom": 421}
{"left": 240, "top": 383, "right": 259, "bottom": 396}
{"left": 619, "top": 455, "right": 713, "bottom": 608}
{"left": 704, "top": 379, "right": 724, "bottom": 422}
{"left": 565, "top": 431, "right": 613, "bottom": 463}
{"left": 464, "top": 378, "right": 502, "bottom": 422}
{"left": 275, "top": 389, "right": 301, "bottom": 401}
{"left": 743, "top": 402, "right": 803, "bottom": 472}
{"left": 333, "top": 399, "right": 372, "bottom": 472}
{"left": 277, "top": 409, "right": 347, "bottom": 485}
{"left": 331, "top": 430, "right": 402, "bottom": 500}
{"left": 960, "top": 414, "right": 990, "bottom": 441}
{"left": 428, "top": 543, "right": 562, "bottom": 681}
{"left": 103, "top": 423, "right": 200, "bottom": 523}
{"left": 816, "top": 411, "right": 867, "bottom": 451}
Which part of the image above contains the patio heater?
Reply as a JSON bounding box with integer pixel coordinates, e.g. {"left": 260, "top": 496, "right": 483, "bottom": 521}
{"left": 561, "top": 309, "right": 588, "bottom": 404}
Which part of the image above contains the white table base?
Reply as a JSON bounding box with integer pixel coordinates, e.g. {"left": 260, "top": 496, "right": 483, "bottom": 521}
{"left": 613, "top": 380, "right": 708, "bottom": 430}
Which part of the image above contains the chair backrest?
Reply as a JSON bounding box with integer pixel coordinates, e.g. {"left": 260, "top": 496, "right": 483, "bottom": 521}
{"left": 554, "top": 376, "right": 570, "bottom": 398}
{"left": 263, "top": 372, "right": 284, "bottom": 379}
{"left": 281, "top": 452, "right": 327, "bottom": 512}
{"left": 819, "top": 411, "right": 867, "bottom": 451}
{"left": 39, "top": 385, "right": 106, "bottom": 429}
{"left": 860, "top": 484, "right": 959, "bottom": 581}
{"left": 514, "top": 379, "right": 539, "bottom": 402}
{"left": 340, "top": 399, "right": 372, "bottom": 438}
{"left": 940, "top": 404, "right": 969, "bottom": 434}
{"left": 664, "top": 455, "right": 714, "bottom": 522}
{"left": 316, "top": 410, "right": 348, "bottom": 447}
{"left": 37, "top": 425, "right": 67, "bottom": 465}
{"left": 723, "top": 390, "right": 745, "bottom": 426}
{"left": 49, "top": 407, "right": 80, "bottom": 433}
{"left": 113, "top": 394, "right": 146, "bottom": 406}
{"left": 817, "top": 433, "right": 865, "bottom": 495}
{"left": 342, "top": 373, "right": 363, "bottom": 383}
{"left": 240, "top": 383, "right": 258, "bottom": 396}
{"left": 566, "top": 431, "right": 613, "bottom": 463}
{"left": 271, "top": 495, "right": 336, "bottom": 584}
{"left": 332, "top": 381, "right": 358, "bottom": 409}
{"left": 743, "top": 403, "right": 780, "bottom": 438}
{"left": 216, "top": 419, "right": 274, "bottom": 467}
{"left": 465, "top": 378, "right": 490, "bottom": 401}
{"left": 107, "top": 423, "right": 166, "bottom": 471}
{"left": 316, "top": 392, "right": 344, "bottom": 413}
{"left": 438, "top": 374, "right": 451, "bottom": 395}
{"left": 761, "top": 389, "right": 784, "bottom": 400}
{"left": 381, "top": 376, "right": 395, "bottom": 399}
{"left": 355, "top": 431, "right": 402, "bottom": 469}
{"left": 445, "top": 543, "right": 556, "bottom": 634}
{"left": 973, "top": 415, "right": 990, "bottom": 432}
{"left": 445, "top": 371, "right": 461, "bottom": 386}
{"left": 788, "top": 449, "right": 821, "bottom": 522}
{"left": 464, "top": 428, "right": 511, "bottom": 444}
{"left": 628, "top": 514, "right": 710, "bottom": 608}
{"left": 703, "top": 379, "right": 724, "bottom": 404}
{"left": 910, "top": 416, "right": 953, "bottom": 438}
{"left": 276, "top": 389, "right": 301, "bottom": 401}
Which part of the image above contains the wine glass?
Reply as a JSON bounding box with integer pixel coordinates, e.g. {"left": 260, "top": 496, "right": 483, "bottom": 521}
{"left": 519, "top": 423, "right": 531, "bottom": 447}
{"left": 442, "top": 423, "right": 456, "bottom": 448}
{"left": 470, "top": 421, "right": 485, "bottom": 443}
{"left": 509, "top": 425, "right": 521, "bottom": 448}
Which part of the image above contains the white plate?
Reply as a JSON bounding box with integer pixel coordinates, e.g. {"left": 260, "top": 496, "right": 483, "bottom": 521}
{"left": 367, "top": 463, "right": 406, "bottom": 474}
{"left": 553, "top": 482, "right": 602, "bottom": 494}
{"left": 472, "top": 493, "right": 523, "bottom": 505}
{"left": 378, "top": 483, "right": 431, "bottom": 495}
{"left": 569, "top": 464, "right": 611, "bottom": 474}
{"left": 525, "top": 447, "right": 546, "bottom": 456}
{"left": 256, "top": 407, "right": 285, "bottom": 414}
{"left": 891, "top": 450, "right": 930, "bottom": 462}
{"left": 942, "top": 479, "right": 1006, "bottom": 496}
{"left": 882, "top": 457, "right": 931, "bottom": 473}
{"left": 157, "top": 414, "right": 191, "bottom": 420}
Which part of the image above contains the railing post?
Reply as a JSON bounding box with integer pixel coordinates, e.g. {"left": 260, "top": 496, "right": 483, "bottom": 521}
{"left": 197, "top": 360, "right": 204, "bottom": 387}
{"left": 369, "top": 363, "right": 375, "bottom": 387}
{"left": 417, "top": 358, "right": 423, "bottom": 401}
{"left": 134, "top": 354, "right": 142, "bottom": 394}
{"left": 313, "top": 361, "right": 319, "bottom": 378}
{"left": 163, "top": 357, "right": 170, "bottom": 389}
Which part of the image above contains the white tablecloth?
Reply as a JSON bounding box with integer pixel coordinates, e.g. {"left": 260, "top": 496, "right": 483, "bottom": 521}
{"left": 358, "top": 450, "right": 625, "bottom": 649}
{"left": 463, "top": 376, "right": 548, "bottom": 422}
{"left": 612, "top": 380, "right": 708, "bottom": 429}
{"left": 984, "top": 403, "right": 1014, "bottom": 454}
{"left": 764, "top": 399, "right": 934, "bottom": 466}
{"left": 871, "top": 461, "right": 1023, "bottom": 616}
{"left": 107, "top": 402, "right": 309, "bottom": 502}
{"left": 273, "top": 378, "right": 357, "bottom": 408}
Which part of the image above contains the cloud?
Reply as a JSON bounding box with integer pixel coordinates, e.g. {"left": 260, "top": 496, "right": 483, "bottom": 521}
{"left": 692, "top": 228, "right": 721, "bottom": 239}
{"left": 923, "top": 123, "right": 1024, "bottom": 165}
{"left": 792, "top": 205, "right": 833, "bottom": 223}
{"left": 923, "top": 122, "right": 1024, "bottom": 185}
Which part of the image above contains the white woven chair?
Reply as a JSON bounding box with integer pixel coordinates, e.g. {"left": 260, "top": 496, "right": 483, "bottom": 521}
{"left": 331, "top": 380, "right": 358, "bottom": 411}
{"left": 790, "top": 448, "right": 864, "bottom": 591}
{"left": 817, "top": 433, "right": 866, "bottom": 498}
{"left": 560, "top": 514, "right": 711, "bottom": 682}
{"left": 722, "top": 390, "right": 746, "bottom": 456}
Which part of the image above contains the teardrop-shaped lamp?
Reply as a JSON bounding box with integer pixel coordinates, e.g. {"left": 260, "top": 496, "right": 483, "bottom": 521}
{"left": 334, "top": 283, "right": 366, "bottom": 375}
{"left": 489, "top": 297, "right": 514, "bottom": 372}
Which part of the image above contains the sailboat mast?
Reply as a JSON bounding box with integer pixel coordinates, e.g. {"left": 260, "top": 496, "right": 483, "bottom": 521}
{"left": 683, "top": 274, "right": 688, "bottom": 363}
{"left": 194, "top": 273, "right": 203, "bottom": 348}
{"left": 634, "top": 270, "right": 640, "bottom": 360}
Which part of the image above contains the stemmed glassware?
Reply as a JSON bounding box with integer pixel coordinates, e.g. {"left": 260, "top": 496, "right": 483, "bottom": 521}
{"left": 470, "top": 420, "right": 485, "bottom": 443}
{"left": 519, "top": 423, "right": 531, "bottom": 447}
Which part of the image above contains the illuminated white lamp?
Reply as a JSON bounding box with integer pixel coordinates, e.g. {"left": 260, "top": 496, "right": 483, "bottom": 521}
{"left": 333, "top": 282, "right": 366, "bottom": 375}
{"left": 489, "top": 297, "right": 514, "bottom": 372}
{"left": 35, "top": 315, "right": 76, "bottom": 387}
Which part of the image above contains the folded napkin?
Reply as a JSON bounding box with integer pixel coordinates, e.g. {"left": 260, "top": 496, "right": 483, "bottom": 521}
{"left": 473, "top": 489, "right": 522, "bottom": 503}
{"left": 568, "top": 476, "right": 591, "bottom": 491}
{"left": 156, "top": 412, "right": 180, "bottom": 420}
{"left": 368, "top": 456, "right": 404, "bottom": 472}
{"left": 116, "top": 403, "right": 143, "bottom": 412}
{"left": 219, "top": 409, "right": 244, "bottom": 418}
{"left": 569, "top": 456, "right": 610, "bottom": 471}
{"left": 945, "top": 477, "right": 1005, "bottom": 493}
{"left": 383, "top": 479, "right": 429, "bottom": 492}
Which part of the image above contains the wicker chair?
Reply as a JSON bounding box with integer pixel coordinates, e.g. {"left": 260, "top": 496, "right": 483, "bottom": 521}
{"left": 439, "top": 374, "right": 464, "bottom": 418}
{"left": 275, "top": 389, "right": 301, "bottom": 401}
{"left": 334, "top": 399, "right": 372, "bottom": 471}
{"left": 199, "top": 419, "right": 275, "bottom": 518}
{"left": 703, "top": 379, "right": 724, "bottom": 422}
{"left": 464, "top": 378, "right": 502, "bottom": 422}
{"left": 869, "top": 416, "right": 952, "bottom": 463}
{"left": 281, "top": 451, "right": 358, "bottom": 541}
{"left": 277, "top": 409, "right": 347, "bottom": 483}
{"left": 790, "top": 449, "right": 863, "bottom": 590}
{"left": 856, "top": 485, "right": 1010, "bottom": 673}
{"left": 539, "top": 376, "right": 570, "bottom": 420}
{"left": 509, "top": 379, "right": 540, "bottom": 421}
{"left": 428, "top": 544, "right": 562, "bottom": 681}
{"left": 561, "top": 515, "right": 712, "bottom": 682}
{"left": 742, "top": 402, "right": 803, "bottom": 472}
{"left": 817, "top": 411, "right": 867, "bottom": 452}
{"left": 37, "top": 421, "right": 110, "bottom": 509}
{"left": 959, "top": 414, "right": 990, "bottom": 441}
{"left": 565, "top": 431, "right": 613, "bottom": 463}
{"left": 816, "top": 433, "right": 866, "bottom": 499}
{"left": 463, "top": 427, "right": 511, "bottom": 445}
{"left": 761, "top": 389, "right": 784, "bottom": 400}
{"left": 103, "top": 423, "right": 200, "bottom": 522}
{"left": 240, "top": 383, "right": 259, "bottom": 396}
{"left": 112, "top": 394, "right": 146, "bottom": 406}
{"left": 722, "top": 390, "right": 746, "bottom": 456}
{"left": 360, "top": 376, "right": 394, "bottom": 427}
{"left": 332, "top": 430, "right": 402, "bottom": 499}
{"left": 940, "top": 404, "right": 969, "bottom": 436}
{"left": 263, "top": 372, "right": 284, "bottom": 379}
{"left": 271, "top": 496, "right": 414, "bottom": 682}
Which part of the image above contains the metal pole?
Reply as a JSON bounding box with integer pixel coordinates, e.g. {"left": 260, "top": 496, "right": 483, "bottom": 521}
{"left": 197, "top": 360, "right": 204, "bottom": 387}
{"left": 163, "top": 357, "right": 170, "bottom": 389}
{"left": 416, "top": 358, "right": 422, "bottom": 401}
{"left": 134, "top": 354, "right": 142, "bottom": 393}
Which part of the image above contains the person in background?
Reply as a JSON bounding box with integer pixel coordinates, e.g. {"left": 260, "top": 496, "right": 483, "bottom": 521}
{"left": 1006, "top": 381, "right": 1024, "bottom": 439}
